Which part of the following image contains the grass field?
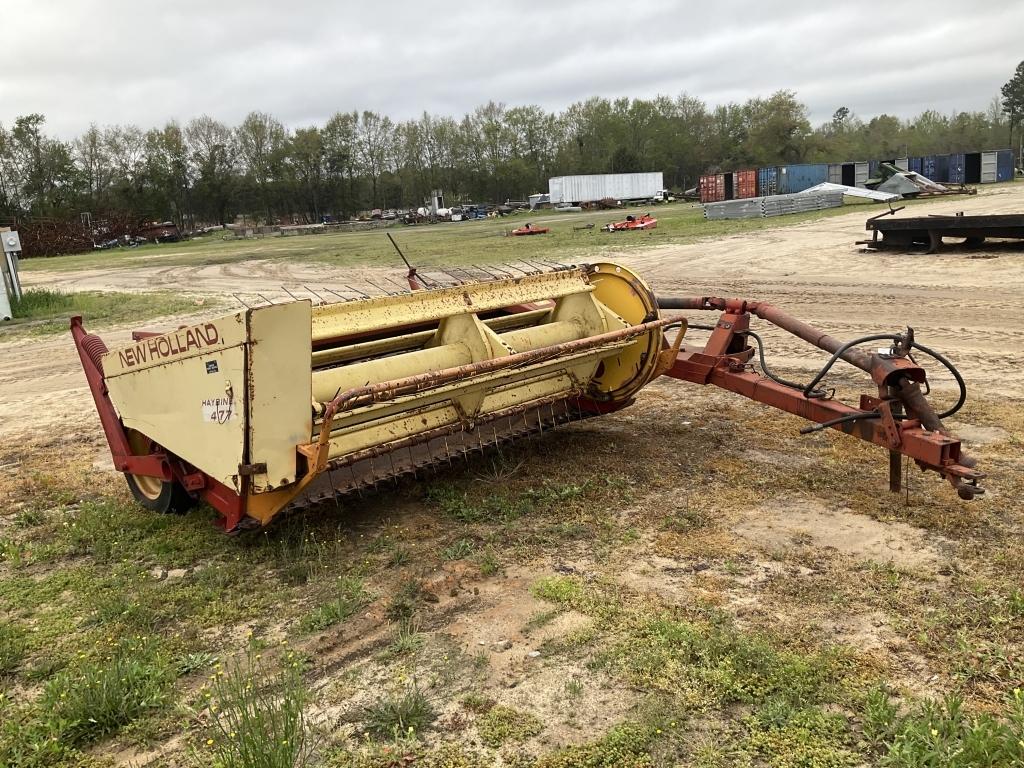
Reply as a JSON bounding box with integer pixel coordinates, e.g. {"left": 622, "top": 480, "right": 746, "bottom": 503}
{"left": 18, "top": 199, "right": 887, "bottom": 275}
{"left": 0, "top": 288, "right": 213, "bottom": 338}
{"left": 1, "top": 389, "right": 1021, "bottom": 768}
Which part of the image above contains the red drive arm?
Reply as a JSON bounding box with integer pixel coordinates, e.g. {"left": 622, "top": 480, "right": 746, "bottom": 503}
{"left": 658, "top": 297, "right": 985, "bottom": 500}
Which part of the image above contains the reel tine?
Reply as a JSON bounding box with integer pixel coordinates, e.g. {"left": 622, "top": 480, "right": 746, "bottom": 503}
{"left": 384, "top": 276, "right": 412, "bottom": 293}
{"left": 344, "top": 283, "right": 372, "bottom": 299}
{"left": 366, "top": 279, "right": 397, "bottom": 296}
{"left": 304, "top": 284, "right": 328, "bottom": 304}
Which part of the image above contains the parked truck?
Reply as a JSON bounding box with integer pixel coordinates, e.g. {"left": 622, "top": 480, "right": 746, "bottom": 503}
{"left": 548, "top": 172, "right": 665, "bottom": 206}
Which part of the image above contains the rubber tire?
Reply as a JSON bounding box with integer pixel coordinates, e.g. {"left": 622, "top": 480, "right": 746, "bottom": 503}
{"left": 125, "top": 474, "right": 196, "bottom": 515}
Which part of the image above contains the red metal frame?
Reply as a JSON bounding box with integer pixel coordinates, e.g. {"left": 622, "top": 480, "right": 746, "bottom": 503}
{"left": 659, "top": 300, "right": 984, "bottom": 498}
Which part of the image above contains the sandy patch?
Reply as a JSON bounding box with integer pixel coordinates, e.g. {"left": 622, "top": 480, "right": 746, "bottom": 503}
{"left": 732, "top": 497, "right": 946, "bottom": 568}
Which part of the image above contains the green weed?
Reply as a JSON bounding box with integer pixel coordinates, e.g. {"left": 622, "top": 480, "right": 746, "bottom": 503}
{"left": 867, "top": 689, "right": 1024, "bottom": 767}
{"left": 565, "top": 677, "right": 584, "bottom": 699}
{"left": 176, "top": 651, "right": 218, "bottom": 676}
{"left": 388, "top": 546, "right": 410, "bottom": 568}
{"left": 41, "top": 635, "right": 174, "bottom": 745}
{"left": 386, "top": 580, "right": 423, "bottom": 621}
{"left": 476, "top": 705, "right": 543, "bottom": 747}
{"left": 199, "top": 643, "right": 312, "bottom": 768}
{"left": 460, "top": 693, "right": 495, "bottom": 714}
{"left": 441, "top": 538, "right": 475, "bottom": 561}
{"left": 383, "top": 619, "right": 424, "bottom": 657}
{"left": 535, "top": 722, "right": 656, "bottom": 767}
{"left": 0, "top": 622, "right": 26, "bottom": 676}
{"left": 0, "top": 635, "right": 174, "bottom": 765}
{"left": 477, "top": 549, "right": 500, "bottom": 576}
{"left": 363, "top": 683, "right": 436, "bottom": 740}
{"left": 743, "top": 700, "right": 856, "bottom": 768}
{"left": 298, "top": 577, "right": 367, "bottom": 633}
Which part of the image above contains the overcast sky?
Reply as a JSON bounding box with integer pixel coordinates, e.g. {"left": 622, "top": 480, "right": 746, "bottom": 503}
{"left": 2, "top": 0, "right": 1021, "bottom": 138}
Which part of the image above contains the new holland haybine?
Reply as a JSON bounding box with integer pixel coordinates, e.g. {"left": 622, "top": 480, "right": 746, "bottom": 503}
{"left": 72, "top": 261, "right": 984, "bottom": 532}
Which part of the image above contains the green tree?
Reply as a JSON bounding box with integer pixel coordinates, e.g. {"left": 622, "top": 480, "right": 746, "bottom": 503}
{"left": 1001, "top": 60, "right": 1024, "bottom": 155}
{"left": 186, "top": 115, "right": 236, "bottom": 225}
{"left": 235, "top": 111, "right": 287, "bottom": 222}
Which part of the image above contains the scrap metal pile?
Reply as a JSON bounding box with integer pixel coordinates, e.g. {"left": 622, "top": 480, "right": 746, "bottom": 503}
{"left": 73, "top": 261, "right": 984, "bottom": 532}
{"left": 703, "top": 190, "right": 843, "bottom": 220}
{"left": 11, "top": 211, "right": 145, "bottom": 258}
{"left": 866, "top": 163, "right": 975, "bottom": 199}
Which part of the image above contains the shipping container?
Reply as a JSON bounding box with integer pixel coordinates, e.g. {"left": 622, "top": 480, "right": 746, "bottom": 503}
{"left": 776, "top": 163, "right": 828, "bottom": 194}
{"left": 828, "top": 163, "right": 862, "bottom": 186}
{"left": 997, "top": 149, "right": 1015, "bottom": 182}
{"left": 868, "top": 159, "right": 880, "bottom": 179}
{"left": 757, "top": 167, "right": 778, "bottom": 197}
{"left": 734, "top": 169, "right": 757, "bottom": 199}
{"left": 698, "top": 173, "right": 726, "bottom": 203}
{"left": 895, "top": 157, "right": 909, "bottom": 171}
{"left": 922, "top": 155, "right": 938, "bottom": 180}
{"left": 908, "top": 157, "right": 923, "bottom": 174}
{"left": 855, "top": 162, "right": 869, "bottom": 188}
{"left": 980, "top": 151, "right": 998, "bottom": 183}
{"left": 948, "top": 153, "right": 966, "bottom": 184}
{"left": 964, "top": 152, "right": 982, "bottom": 183}
{"left": 548, "top": 172, "right": 664, "bottom": 205}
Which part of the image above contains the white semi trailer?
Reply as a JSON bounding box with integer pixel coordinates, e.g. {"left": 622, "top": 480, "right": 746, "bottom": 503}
{"left": 548, "top": 172, "right": 666, "bottom": 206}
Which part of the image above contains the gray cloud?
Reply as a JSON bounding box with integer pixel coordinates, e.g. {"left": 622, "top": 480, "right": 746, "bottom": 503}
{"left": 2, "top": 0, "right": 1020, "bottom": 137}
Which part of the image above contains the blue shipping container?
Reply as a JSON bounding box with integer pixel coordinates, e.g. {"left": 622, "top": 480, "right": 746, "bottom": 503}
{"left": 776, "top": 163, "right": 828, "bottom": 194}
{"left": 922, "top": 155, "right": 937, "bottom": 179}
{"left": 908, "top": 157, "right": 923, "bottom": 174}
{"left": 757, "top": 167, "right": 778, "bottom": 196}
{"left": 997, "top": 149, "right": 1014, "bottom": 182}
{"left": 934, "top": 154, "right": 950, "bottom": 183}
{"left": 948, "top": 153, "right": 966, "bottom": 184}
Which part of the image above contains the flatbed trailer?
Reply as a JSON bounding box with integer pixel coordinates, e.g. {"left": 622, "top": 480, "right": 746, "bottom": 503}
{"left": 860, "top": 212, "right": 1024, "bottom": 253}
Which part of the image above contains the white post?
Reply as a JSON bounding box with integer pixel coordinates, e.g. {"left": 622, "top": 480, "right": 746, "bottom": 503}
{"left": 0, "top": 267, "right": 11, "bottom": 320}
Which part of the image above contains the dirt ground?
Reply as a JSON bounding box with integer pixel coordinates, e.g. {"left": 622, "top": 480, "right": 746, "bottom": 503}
{"left": 2, "top": 187, "right": 1023, "bottom": 766}
{"left": 6, "top": 184, "right": 1022, "bottom": 444}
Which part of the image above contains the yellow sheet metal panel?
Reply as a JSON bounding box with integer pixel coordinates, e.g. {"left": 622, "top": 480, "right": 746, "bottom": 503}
{"left": 311, "top": 343, "right": 475, "bottom": 403}
{"left": 310, "top": 269, "right": 591, "bottom": 342}
{"left": 321, "top": 342, "right": 629, "bottom": 457}
{"left": 587, "top": 262, "right": 663, "bottom": 401}
{"left": 248, "top": 301, "right": 313, "bottom": 493}
{"left": 102, "top": 312, "right": 247, "bottom": 378}
{"left": 106, "top": 342, "right": 248, "bottom": 491}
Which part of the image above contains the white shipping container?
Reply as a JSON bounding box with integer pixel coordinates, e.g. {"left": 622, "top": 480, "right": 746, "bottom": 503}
{"left": 548, "top": 172, "right": 664, "bottom": 205}
{"left": 855, "top": 162, "right": 869, "bottom": 188}
{"left": 981, "top": 151, "right": 998, "bottom": 183}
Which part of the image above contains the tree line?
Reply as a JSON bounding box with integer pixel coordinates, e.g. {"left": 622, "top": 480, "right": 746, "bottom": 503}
{"left": 0, "top": 88, "right": 1017, "bottom": 228}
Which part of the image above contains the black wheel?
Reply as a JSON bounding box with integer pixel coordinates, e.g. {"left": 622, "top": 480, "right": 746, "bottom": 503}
{"left": 125, "top": 473, "right": 195, "bottom": 514}
{"left": 124, "top": 429, "right": 195, "bottom": 515}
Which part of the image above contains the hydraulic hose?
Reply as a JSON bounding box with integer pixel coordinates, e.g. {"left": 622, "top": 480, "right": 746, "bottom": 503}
{"left": 657, "top": 295, "right": 967, "bottom": 426}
